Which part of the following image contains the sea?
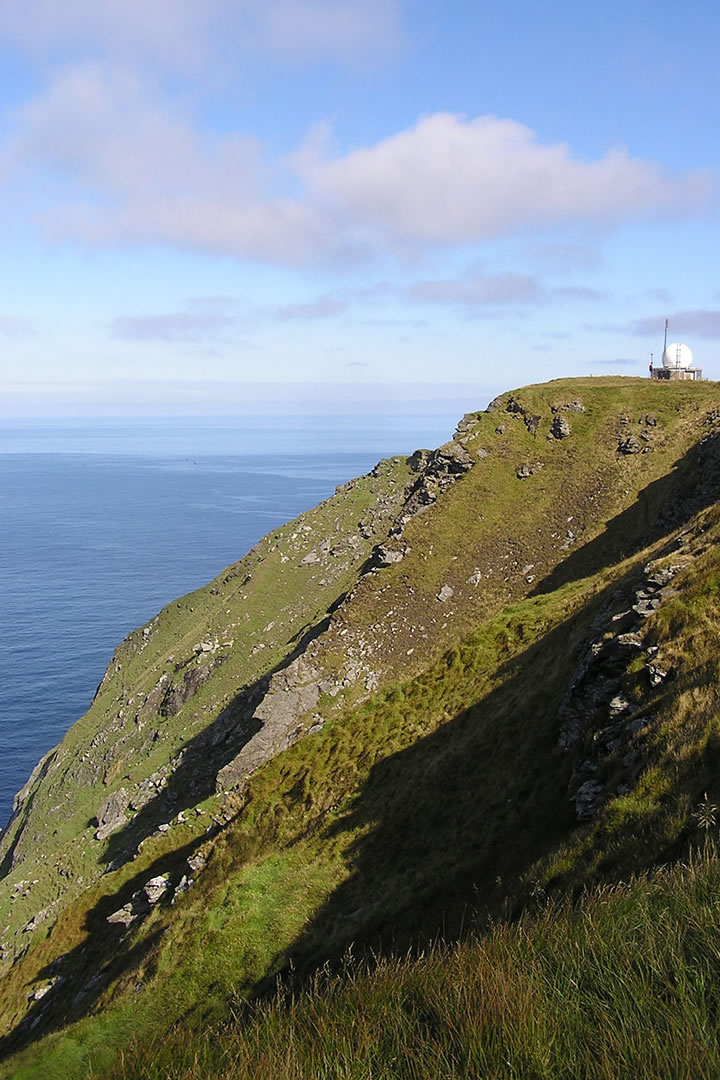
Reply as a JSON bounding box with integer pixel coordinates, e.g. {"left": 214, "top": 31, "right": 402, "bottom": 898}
{"left": 0, "top": 412, "right": 460, "bottom": 828}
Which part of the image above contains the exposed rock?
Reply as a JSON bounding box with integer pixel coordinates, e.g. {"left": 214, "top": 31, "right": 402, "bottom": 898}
{"left": 466, "top": 569, "right": 482, "bottom": 586}
{"left": 143, "top": 875, "right": 171, "bottom": 905}
{"left": 573, "top": 780, "right": 603, "bottom": 822}
{"left": 22, "top": 906, "right": 54, "bottom": 934}
{"left": 549, "top": 416, "right": 571, "bottom": 440}
{"left": 216, "top": 656, "right": 323, "bottom": 792}
{"left": 95, "top": 788, "right": 128, "bottom": 841}
{"left": 107, "top": 875, "right": 171, "bottom": 927}
{"left": 373, "top": 543, "right": 407, "bottom": 567}
{"left": 187, "top": 852, "right": 207, "bottom": 874}
{"left": 647, "top": 663, "right": 669, "bottom": 686}
{"left": 617, "top": 632, "right": 644, "bottom": 651}
{"left": 301, "top": 551, "right": 320, "bottom": 565}
{"left": 632, "top": 597, "right": 661, "bottom": 618}
{"left": 437, "top": 585, "right": 454, "bottom": 603}
{"left": 505, "top": 397, "right": 542, "bottom": 435}
{"left": 618, "top": 434, "right": 642, "bottom": 455}
{"left": 552, "top": 400, "right": 585, "bottom": 414}
{"left": 516, "top": 463, "right": 544, "bottom": 479}
{"left": 609, "top": 695, "right": 631, "bottom": 717}
{"left": 160, "top": 660, "right": 222, "bottom": 718}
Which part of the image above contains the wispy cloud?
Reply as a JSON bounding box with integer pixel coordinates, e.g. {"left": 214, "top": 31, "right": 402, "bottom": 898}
{"left": 402, "top": 270, "right": 608, "bottom": 311}
{"left": 526, "top": 243, "right": 604, "bottom": 273}
{"left": 629, "top": 309, "right": 720, "bottom": 338}
{"left": 0, "top": 316, "right": 35, "bottom": 338}
{"left": 272, "top": 297, "right": 347, "bottom": 319}
{"left": 0, "top": 0, "right": 403, "bottom": 71}
{"left": 110, "top": 311, "right": 239, "bottom": 342}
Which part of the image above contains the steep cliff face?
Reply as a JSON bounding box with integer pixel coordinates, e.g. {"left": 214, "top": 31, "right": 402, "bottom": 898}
{"left": 3, "top": 376, "right": 720, "bottom": 1077}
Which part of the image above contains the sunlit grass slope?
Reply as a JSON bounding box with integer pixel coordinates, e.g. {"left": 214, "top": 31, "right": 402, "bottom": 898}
{"left": 3, "top": 377, "right": 720, "bottom": 1078}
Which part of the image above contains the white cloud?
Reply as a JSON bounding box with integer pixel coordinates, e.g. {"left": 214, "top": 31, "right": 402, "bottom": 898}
{"left": 299, "top": 113, "right": 712, "bottom": 250}
{"left": 0, "top": 0, "right": 402, "bottom": 69}
{"left": 2, "top": 64, "right": 332, "bottom": 261}
{"left": 0, "top": 79, "right": 713, "bottom": 265}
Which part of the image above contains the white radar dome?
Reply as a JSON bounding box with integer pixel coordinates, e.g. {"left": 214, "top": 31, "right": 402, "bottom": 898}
{"left": 662, "top": 342, "right": 693, "bottom": 370}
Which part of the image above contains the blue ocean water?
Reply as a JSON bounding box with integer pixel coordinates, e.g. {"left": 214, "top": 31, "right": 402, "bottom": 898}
{"left": 0, "top": 413, "right": 457, "bottom": 827}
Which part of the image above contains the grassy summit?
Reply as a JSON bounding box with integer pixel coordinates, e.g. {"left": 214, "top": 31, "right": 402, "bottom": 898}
{"left": 3, "top": 376, "right": 720, "bottom": 1078}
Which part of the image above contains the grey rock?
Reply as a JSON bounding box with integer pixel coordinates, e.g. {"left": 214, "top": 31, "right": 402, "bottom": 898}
{"left": 466, "top": 569, "right": 482, "bottom": 586}
{"left": 632, "top": 598, "right": 661, "bottom": 617}
{"left": 617, "top": 632, "right": 644, "bottom": 650}
{"left": 95, "top": 788, "right": 128, "bottom": 841}
{"left": 618, "top": 434, "right": 642, "bottom": 455}
{"left": 549, "top": 416, "right": 571, "bottom": 439}
{"left": 301, "top": 551, "right": 320, "bottom": 565}
{"left": 609, "top": 695, "right": 631, "bottom": 717}
{"left": 516, "top": 462, "right": 543, "bottom": 479}
{"left": 216, "top": 657, "right": 323, "bottom": 792}
{"left": 143, "top": 875, "right": 171, "bottom": 905}
{"left": 374, "top": 544, "right": 406, "bottom": 567}
{"left": 437, "top": 585, "right": 454, "bottom": 603}
{"left": 647, "top": 663, "right": 668, "bottom": 686}
{"left": 574, "top": 780, "right": 603, "bottom": 822}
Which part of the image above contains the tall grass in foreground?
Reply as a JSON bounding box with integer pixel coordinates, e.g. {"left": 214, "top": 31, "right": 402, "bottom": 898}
{"left": 108, "top": 851, "right": 720, "bottom": 1080}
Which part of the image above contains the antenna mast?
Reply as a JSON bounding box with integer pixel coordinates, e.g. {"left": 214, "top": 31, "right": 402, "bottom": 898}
{"left": 663, "top": 318, "right": 669, "bottom": 357}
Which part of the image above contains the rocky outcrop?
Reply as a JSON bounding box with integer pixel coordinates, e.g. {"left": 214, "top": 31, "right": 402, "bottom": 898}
{"left": 549, "top": 416, "right": 571, "bottom": 440}
{"left": 107, "top": 874, "right": 172, "bottom": 927}
{"left": 216, "top": 656, "right": 326, "bottom": 792}
{"left": 559, "top": 560, "right": 686, "bottom": 821}
{"left": 95, "top": 788, "right": 129, "bottom": 841}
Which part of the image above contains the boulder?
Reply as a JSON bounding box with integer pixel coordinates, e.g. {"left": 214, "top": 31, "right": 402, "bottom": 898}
{"left": 549, "top": 416, "right": 571, "bottom": 439}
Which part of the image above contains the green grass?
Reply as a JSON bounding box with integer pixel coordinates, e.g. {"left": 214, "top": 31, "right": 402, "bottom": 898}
{"left": 101, "top": 850, "right": 720, "bottom": 1080}
{"left": 4, "top": 377, "right": 720, "bottom": 1077}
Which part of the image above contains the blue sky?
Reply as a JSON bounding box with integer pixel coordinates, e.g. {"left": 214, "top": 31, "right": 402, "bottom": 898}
{"left": 0, "top": 0, "right": 718, "bottom": 416}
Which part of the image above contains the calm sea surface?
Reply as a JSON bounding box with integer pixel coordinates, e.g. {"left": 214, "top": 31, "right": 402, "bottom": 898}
{"left": 0, "top": 414, "right": 457, "bottom": 826}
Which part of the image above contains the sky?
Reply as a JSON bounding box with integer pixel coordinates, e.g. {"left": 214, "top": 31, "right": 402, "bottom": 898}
{"left": 0, "top": 0, "right": 718, "bottom": 416}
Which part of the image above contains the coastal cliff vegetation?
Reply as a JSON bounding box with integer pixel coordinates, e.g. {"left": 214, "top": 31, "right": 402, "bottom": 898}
{"left": 3, "top": 376, "right": 720, "bottom": 1078}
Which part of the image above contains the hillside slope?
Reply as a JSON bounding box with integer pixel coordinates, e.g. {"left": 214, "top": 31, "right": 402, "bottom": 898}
{"left": 3, "top": 376, "right": 720, "bottom": 1077}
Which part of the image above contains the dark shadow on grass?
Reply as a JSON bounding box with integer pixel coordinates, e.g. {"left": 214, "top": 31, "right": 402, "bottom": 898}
{"left": 531, "top": 430, "right": 720, "bottom": 598}
{"left": 256, "top": 575, "right": 635, "bottom": 987}
{"left": 0, "top": 832, "right": 208, "bottom": 1061}
{"left": 265, "top": 542, "right": 719, "bottom": 994}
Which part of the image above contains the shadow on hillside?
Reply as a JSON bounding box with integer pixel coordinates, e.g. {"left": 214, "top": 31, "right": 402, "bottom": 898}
{"left": 261, "top": 568, "right": 669, "bottom": 989}
{"left": 7, "top": 435, "right": 720, "bottom": 1058}
{"left": 6, "top": 542, "right": 716, "bottom": 1059}
{"left": 531, "top": 429, "right": 720, "bottom": 597}
{"left": 98, "top": 609, "right": 339, "bottom": 870}
{"left": 0, "top": 833, "right": 207, "bottom": 1060}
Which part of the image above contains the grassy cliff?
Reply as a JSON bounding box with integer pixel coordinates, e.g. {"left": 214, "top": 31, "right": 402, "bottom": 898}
{"left": 3, "top": 376, "right": 720, "bottom": 1078}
